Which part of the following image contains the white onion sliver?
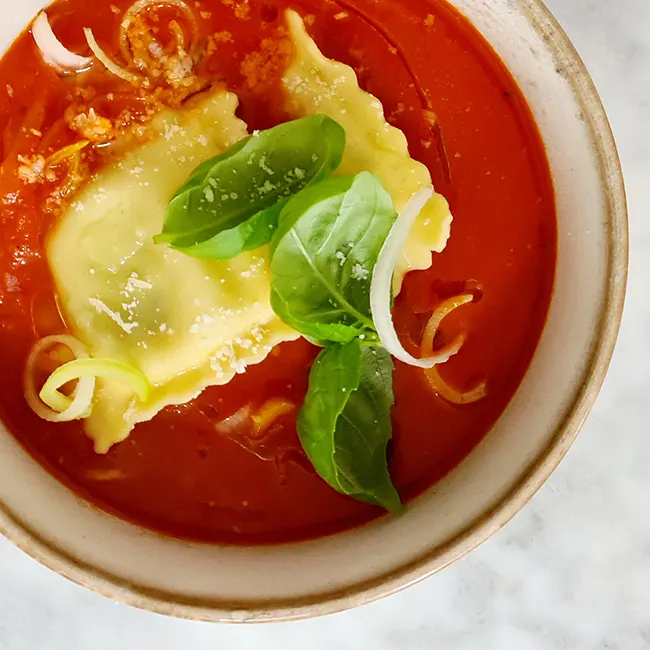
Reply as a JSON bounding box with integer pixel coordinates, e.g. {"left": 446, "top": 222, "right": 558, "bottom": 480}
{"left": 84, "top": 28, "right": 142, "bottom": 84}
{"left": 32, "top": 12, "right": 93, "bottom": 73}
{"left": 24, "top": 335, "right": 96, "bottom": 423}
{"left": 370, "top": 186, "right": 460, "bottom": 369}
{"left": 214, "top": 405, "right": 252, "bottom": 435}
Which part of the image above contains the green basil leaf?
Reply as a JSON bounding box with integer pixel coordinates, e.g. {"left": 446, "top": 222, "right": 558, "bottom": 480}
{"left": 270, "top": 172, "right": 397, "bottom": 343}
{"left": 298, "top": 340, "right": 402, "bottom": 513}
{"left": 154, "top": 115, "right": 346, "bottom": 258}
{"left": 173, "top": 202, "right": 283, "bottom": 260}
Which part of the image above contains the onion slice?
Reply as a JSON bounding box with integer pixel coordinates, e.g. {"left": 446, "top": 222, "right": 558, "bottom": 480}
{"left": 84, "top": 28, "right": 142, "bottom": 84}
{"left": 251, "top": 398, "right": 295, "bottom": 437}
{"left": 119, "top": 0, "right": 199, "bottom": 66}
{"left": 46, "top": 140, "right": 90, "bottom": 167}
{"left": 32, "top": 12, "right": 93, "bottom": 74}
{"left": 419, "top": 294, "right": 488, "bottom": 404}
{"left": 46, "top": 140, "right": 89, "bottom": 196}
{"left": 420, "top": 294, "right": 473, "bottom": 356}
{"left": 24, "top": 335, "right": 96, "bottom": 422}
{"left": 214, "top": 405, "right": 252, "bottom": 435}
{"left": 424, "top": 367, "right": 487, "bottom": 405}
{"left": 370, "top": 187, "right": 459, "bottom": 368}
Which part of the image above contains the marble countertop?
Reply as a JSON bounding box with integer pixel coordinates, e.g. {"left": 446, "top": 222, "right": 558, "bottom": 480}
{"left": 0, "top": 0, "right": 647, "bottom": 647}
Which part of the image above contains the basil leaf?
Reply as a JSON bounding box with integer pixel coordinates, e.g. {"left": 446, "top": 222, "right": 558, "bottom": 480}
{"left": 173, "top": 202, "right": 283, "bottom": 260}
{"left": 298, "top": 340, "right": 402, "bottom": 513}
{"left": 270, "top": 172, "right": 397, "bottom": 344}
{"left": 154, "top": 115, "right": 346, "bottom": 259}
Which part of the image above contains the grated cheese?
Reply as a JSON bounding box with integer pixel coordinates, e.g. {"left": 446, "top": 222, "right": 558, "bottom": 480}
{"left": 17, "top": 155, "right": 50, "bottom": 185}
{"left": 70, "top": 108, "right": 114, "bottom": 142}
{"left": 88, "top": 298, "right": 139, "bottom": 334}
{"left": 351, "top": 263, "right": 370, "bottom": 281}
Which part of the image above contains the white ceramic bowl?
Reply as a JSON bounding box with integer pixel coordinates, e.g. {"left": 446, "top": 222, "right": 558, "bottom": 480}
{"left": 0, "top": 0, "right": 627, "bottom": 622}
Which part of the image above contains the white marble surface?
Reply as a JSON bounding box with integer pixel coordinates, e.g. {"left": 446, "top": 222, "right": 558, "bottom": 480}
{"left": 0, "top": 0, "right": 647, "bottom": 647}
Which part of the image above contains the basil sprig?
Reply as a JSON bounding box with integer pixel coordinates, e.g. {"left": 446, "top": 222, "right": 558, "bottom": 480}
{"left": 161, "top": 118, "right": 404, "bottom": 512}
{"left": 269, "top": 172, "right": 402, "bottom": 511}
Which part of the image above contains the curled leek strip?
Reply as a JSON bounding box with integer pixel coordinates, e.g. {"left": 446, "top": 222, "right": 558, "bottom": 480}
{"left": 24, "top": 335, "right": 96, "bottom": 422}
{"left": 420, "top": 295, "right": 487, "bottom": 404}
{"left": 39, "top": 358, "right": 150, "bottom": 413}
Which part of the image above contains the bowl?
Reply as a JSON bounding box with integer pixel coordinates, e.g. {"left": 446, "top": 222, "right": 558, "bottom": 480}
{"left": 0, "top": 0, "right": 627, "bottom": 622}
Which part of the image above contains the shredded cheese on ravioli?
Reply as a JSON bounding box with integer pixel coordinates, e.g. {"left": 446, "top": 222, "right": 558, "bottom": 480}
{"left": 282, "top": 9, "right": 452, "bottom": 292}
{"left": 49, "top": 91, "right": 298, "bottom": 452}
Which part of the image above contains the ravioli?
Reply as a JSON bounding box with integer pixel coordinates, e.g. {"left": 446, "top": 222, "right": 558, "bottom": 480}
{"left": 48, "top": 92, "right": 298, "bottom": 452}
{"left": 282, "top": 10, "right": 452, "bottom": 291}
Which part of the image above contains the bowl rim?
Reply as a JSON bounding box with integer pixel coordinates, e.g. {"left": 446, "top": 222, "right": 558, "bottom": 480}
{"left": 0, "top": 0, "right": 628, "bottom": 623}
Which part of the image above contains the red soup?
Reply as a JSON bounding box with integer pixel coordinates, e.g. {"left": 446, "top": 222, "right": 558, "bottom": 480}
{"left": 0, "top": 0, "right": 556, "bottom": 544}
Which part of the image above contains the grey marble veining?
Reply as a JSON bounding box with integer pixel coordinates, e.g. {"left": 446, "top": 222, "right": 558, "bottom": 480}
{"left": 1, "top": 0, "right": 648, "bottom": 647}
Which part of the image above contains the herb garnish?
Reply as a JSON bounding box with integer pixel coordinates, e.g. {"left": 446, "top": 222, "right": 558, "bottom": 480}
{"left": 270, "top": 172, "right": 397, "bottom": 344}
{"left": 160, "top": 118, "right": 405, "bottom": 511}
{"left": 155, "top": 115, "right": 345, "bottom": 259}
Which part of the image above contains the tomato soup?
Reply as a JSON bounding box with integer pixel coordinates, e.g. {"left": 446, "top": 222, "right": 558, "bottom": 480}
{"left": 0, "top": 0, "right": 555, "bottom": 544}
